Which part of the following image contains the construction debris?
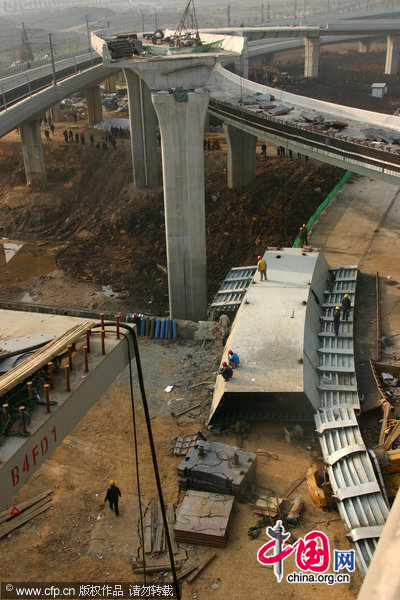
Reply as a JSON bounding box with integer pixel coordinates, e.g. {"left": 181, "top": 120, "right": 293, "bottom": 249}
{"left": 286, "top": 497, "right": 304, "bottom": 525}
{"left": 0, "top": 490, "right": 53, "bottom": 538}
{"left": 186, "top": 553, "right": 216, "bottom": 583}
{"left": 306, "top": 463, "right": 330, "bottom": 508}
{"left": 174, "top": 490, "right": 234, "bottom": 547}
{"left": 174, "top": 432, "right": 206, "bottom": 456}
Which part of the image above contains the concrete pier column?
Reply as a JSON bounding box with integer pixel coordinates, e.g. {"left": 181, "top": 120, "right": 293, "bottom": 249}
{"left": 223, "top": 123, "right": 257, "bottom": 189}
{"left": 103, "top": 75, "right": 117, "bottom": 93}
{"left": 304, "top": 36, "right": 321, "bottom": 78}
{"left": 385, "top": 35, "right": 400, "bottom": 75}
{"left": 124, "top": 69, "right": 159, "bottom": 189}
{"left": 86, "top": 85, "right": 103, "bottom": 125}
{"left": 50, "top": 102, "right": 62, "bottom": 122}
{"left": 234, "top": 39, "right": 249, "bottom": 79}
{"left": 358, "top": 40, "right": 371, "bottom": 54}
{"left": 152, "top": 89, "right": 209, "bottom": 321}
{"left": 20, "top": 119, "right": 46, "bottom": 187}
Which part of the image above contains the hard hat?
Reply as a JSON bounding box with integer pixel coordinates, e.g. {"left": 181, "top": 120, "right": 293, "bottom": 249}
{"left": 302, "top": 223, "right": 306, "bottom": 227}
{"left": 228, "top": 350, "right": 232, "bottom": 354}
{"left": 257, "top": 255, "right": 262, "bottom": 259}
{"left": 344, "top": 294, "right": 349, "bottom": 298}
{"left": 134, "top": 313, "right": 138, "bottom": 317}
{"left": 110, "top": 480, "right": 115, "bottom": 486}
{"left": 335, "top": 306, "right": 340, "bottom": 310}
{"left": 222, "top": 361, "right": 227, "bottom": 366}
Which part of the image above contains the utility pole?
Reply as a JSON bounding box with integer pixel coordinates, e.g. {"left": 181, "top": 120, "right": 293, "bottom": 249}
{"left": 141, "top": 10, "right": 144, "bottom": 32}
{"left": 21, "top": 22, "right": 30, "bottom": 67}
{"left": 155, "top": 12, "right": 158, "bottom": 30}
{"left": 261, "top": 3, "right": 264, "bottom": 23}
{"left": 304, "top": 0, "right": 306, "bottom": 16}
{"left": 48, "top": 33, "right": 57, "bottom": 86}
{"left": 227, "top": 4, "right": 231, "bottom": 26}
{"left": 294, "top": 0, "right": 297, "bottom": 19}
{"left": 267, "top": 0, "right": 270, "bottom": 20}
{"left": 106, "top": 20, "right": 110, "bottom": 29}
{"left": 85, "top": 15, "right": 91, "bottom": 52}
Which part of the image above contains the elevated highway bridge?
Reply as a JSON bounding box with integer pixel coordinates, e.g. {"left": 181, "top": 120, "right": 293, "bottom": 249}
{"left": 1, "top": 27, "right": 400, "bottom": 323}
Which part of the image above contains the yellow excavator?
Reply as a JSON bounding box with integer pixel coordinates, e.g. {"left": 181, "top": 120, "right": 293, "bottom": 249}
{"left": 250, "top": 65, "right": 293, "bottom": 86}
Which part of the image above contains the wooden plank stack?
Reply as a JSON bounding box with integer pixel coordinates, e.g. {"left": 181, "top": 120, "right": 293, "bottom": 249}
{"left": 174, "top": 490, "right": 234, "bottom": 548}
{"left": 0, "top": 322, "right": 95, "bottom": 397}
{"left": 0, "top": 490, "right": 53, "bottom": 538}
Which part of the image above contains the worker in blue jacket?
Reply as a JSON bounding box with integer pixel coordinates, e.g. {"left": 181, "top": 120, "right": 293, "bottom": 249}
{"left": 228, "top": 350, "right": 240, "bottom": 368}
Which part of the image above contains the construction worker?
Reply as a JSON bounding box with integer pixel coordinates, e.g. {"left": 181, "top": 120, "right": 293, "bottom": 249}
{"left": 342, "top": 294, "right": 351, "bottom": 321}
{"left": 104, "top": 480, "right": 121, "bottom": 516}
{"left": 333, "top": 306, "right": 341, "bottom": 336}
{"left": 299, "top": 225, "right": 308, "bottom": 247}
{"left": 216, "top": 361, "right": 233, "bottom": 381}
{"left": 261, "top": 142, "right": 267, "bottom": 157}
{"left": 228, "top": 350, "right": 240, "bottom": 368}
{"left": 257, "top": 255, "right": 267, "bottom": 281}
{"left": 44, "top": 129, "right": 51, "bottom": 142}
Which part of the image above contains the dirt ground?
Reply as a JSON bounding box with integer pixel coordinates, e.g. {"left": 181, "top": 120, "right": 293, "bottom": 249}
{"left": 0, "top": 42, "right": 398, "bottom": 599}
{"left": 0, "top": 338, "right": 363, "bottom": 600}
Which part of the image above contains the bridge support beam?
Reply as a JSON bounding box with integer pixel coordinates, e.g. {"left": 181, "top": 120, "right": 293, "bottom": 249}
{"left": 152, "top": 90, "right": 208, "bottom": 321}
{"left": 124, "top": 69, "right": 160, "bottom": 189}
{"left": 86, "top": 84, "right": 103, "bottom": 125}
{"left": 20, "top": 119, "right": 46, "bottom": 188}
{"left": 223, "top": 123, "right": 257, "bottom": 189}
{"left": 103, "top": 75, "right": 117, "bottom": 93}
{"left": 358, "top": 40, "right": 371, "bottom": 54}
{"left": 385, "top": 35, "right": 400, "bottom": 75}
{"left": 304, "top": 37, "right": 320, "bottom": 78}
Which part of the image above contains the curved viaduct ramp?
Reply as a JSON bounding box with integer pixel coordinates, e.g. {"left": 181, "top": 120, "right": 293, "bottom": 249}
{"left": 207, "top": 64, "right": 400, "bottom": 185}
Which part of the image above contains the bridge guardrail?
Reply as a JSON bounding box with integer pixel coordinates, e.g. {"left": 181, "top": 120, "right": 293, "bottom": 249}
{"left": 209, "top": 98, "right": 400, "bottom": 177}
{"left": 0, "top": 55, "right": 102, "bottom": 112}
{"left": 0, "top": 48, "right": 93, "bottom": 79}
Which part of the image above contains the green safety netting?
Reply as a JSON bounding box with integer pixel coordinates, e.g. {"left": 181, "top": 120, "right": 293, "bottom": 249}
{"left": 292, "top": 170, "right": 353, "bottom": 248}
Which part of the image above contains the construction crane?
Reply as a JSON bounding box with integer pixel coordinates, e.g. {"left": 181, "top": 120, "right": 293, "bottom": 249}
{"left": 170, "top": 0, "right": 202, "bottom": 47}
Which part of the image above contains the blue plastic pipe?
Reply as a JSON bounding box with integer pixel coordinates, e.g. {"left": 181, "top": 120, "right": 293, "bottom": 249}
{"left": 155, "top": 318, "right": 161, "bottom": 339}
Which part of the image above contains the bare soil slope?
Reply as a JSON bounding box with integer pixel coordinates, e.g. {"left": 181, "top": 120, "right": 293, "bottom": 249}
{"left": 0, "top": 138, "right": 343, "bottom": 315}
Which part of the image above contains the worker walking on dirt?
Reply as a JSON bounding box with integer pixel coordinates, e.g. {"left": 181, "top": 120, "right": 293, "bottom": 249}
{"left": 69, "top": 130, "right": 73, "bottom": 142}
{"left": 341, "top": 294, "right": 351, "bottom": 321}
{"left": 257, "top": 255, "right": 267, "bottom": 281}
{"left": 44, "top": 129, "right": 51, "bottom": 142}
{"left": 228, "top": 350, "right": 240, "bottom": 368}
{"left": 216, "top": 361, "right": 233, "bottom": 381}
{"left": 104, "top": 480, "right": 121, "bottom": 516}
{"left": 333, "top": 306, "right": 341, "bottom": 336}
{"left": 261, "top": 143, "right": 267, "bottom": 157}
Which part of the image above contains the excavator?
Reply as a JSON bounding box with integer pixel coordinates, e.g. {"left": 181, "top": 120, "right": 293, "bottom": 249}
{"left": 250, "top": 65, "right": 293, "bottom": 86}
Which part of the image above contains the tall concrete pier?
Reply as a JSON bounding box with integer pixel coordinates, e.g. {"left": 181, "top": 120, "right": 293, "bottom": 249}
{"left": 20, "top": 119, "right": 46, "bottom": 187}
{"left": 91, "top": 30, "right": 245, "bottom": 321}
{"left": 153, "top": 90, "right": 209, "bottom": 320}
